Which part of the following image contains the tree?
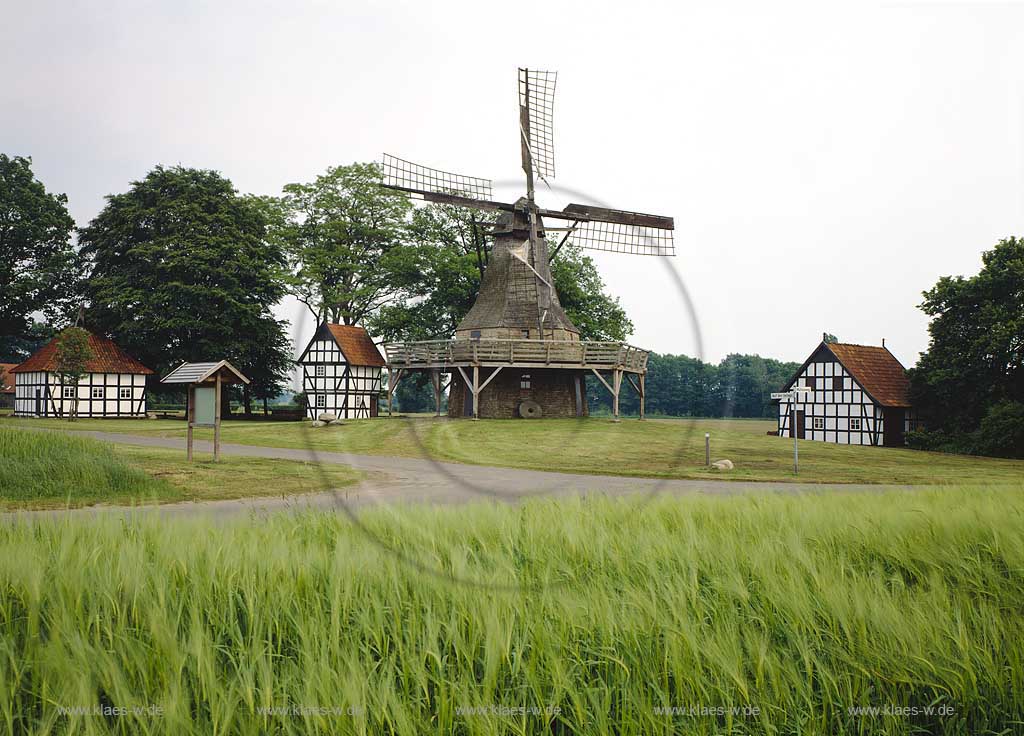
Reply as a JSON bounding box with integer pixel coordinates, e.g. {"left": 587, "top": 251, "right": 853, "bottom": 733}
{"left": 54, "top": 327, "right": 92, "bottom": 422}
{"left": 79, "top": 166, "right": 291, "bottom": 416}
{"left": 0, "top": 321, "right": 56, "bottom": 363}
{"left": 0, "top": 154, "right": 82, "bottom": 353}
{"left": 908, "top": 237, "right": 1024, "bottom": 456}
{"left": 823, "top": 332, "right": 839, "bottom": 344}
{"left": 268, "top": 163, "right": 420, "bottom": 325}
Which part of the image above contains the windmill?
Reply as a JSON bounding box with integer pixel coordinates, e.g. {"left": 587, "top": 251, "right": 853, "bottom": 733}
{"left": 382, "top": 68, "right": 675, "bottom": 420}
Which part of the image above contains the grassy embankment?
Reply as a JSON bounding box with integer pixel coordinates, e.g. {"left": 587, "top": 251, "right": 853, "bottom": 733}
{"left": 5, "top": 415, "right": 1024, "bottom": 485}
{"left": 1, "top": 487, "right": 1022, "bottom": 734}
{"left": 0, "top": 428, "right": 360, "bottom": 510}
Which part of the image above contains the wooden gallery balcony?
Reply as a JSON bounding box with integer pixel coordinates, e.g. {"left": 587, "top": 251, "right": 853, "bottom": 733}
{"left": 384, "top": 338, "right": 649, "bottom": 373}
{"left": 383, "top": 338, "right": 650, "bottom": 420}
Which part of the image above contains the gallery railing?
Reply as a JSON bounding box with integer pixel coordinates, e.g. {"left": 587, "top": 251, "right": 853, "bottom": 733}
{"left": 385, "top": 338, "right": 648, "bottom": 372}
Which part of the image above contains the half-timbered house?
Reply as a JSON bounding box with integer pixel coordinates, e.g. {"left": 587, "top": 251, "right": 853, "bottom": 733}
{"left": 776, "top": 340, "right": 919, "bottom": 447}
{"left": 297, "top": 323, "right": 384, "bottom": 420}
{"left": 11, "top": 332, "right": 153, "bottom": 418}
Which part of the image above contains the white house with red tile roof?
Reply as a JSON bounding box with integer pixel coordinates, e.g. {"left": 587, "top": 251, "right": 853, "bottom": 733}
{"left": 11, "top": 331, "right": 153, "bottom": 418}
{"left": 297, "top": 323, "right": 385, "bottom": 419}
{"left": 775, "top": 340, "right": 920, "bottom": 447}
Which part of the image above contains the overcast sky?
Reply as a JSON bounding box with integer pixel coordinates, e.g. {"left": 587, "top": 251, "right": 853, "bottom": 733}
{"left": 4, "top": 0, "right": 1023, "bottom": 369}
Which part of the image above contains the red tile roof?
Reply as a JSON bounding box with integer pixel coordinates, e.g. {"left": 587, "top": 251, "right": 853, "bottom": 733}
{"left": 0, "top": 363, "right": 17, "bottom": 394}
{"left": 326, "top": 324, "right": 386, "bottom": 367}
{"left": 11, "top": 332, "right": 153, "bottom": 375}
{"left": 827, "top": 343, "right": 911, "bottom": 407}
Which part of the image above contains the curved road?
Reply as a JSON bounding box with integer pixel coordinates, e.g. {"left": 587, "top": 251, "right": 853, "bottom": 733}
{"left": 12, "top": 430, "right": 910, "bottom": 519}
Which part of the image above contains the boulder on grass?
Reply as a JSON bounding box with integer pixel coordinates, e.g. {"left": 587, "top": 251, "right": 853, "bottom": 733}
{"left": 311, "top": 420, "right": 325, "bottom": 428}
{"left": 318, "top": 412, "right": 338, "bottom": 424}
{"left": 711, "top": 459, "right": 734, "bottom": 470}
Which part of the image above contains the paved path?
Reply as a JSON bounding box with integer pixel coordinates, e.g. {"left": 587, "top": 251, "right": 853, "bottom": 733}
{"left": 10, "top": 430, "right": 910, "bottom": 519}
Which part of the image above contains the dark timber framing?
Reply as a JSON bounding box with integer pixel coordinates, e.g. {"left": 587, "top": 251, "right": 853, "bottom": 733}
{"left": 774, "top": 342, "right": 919, "bottom": 447}
{"left": 13, "top": 370, "right": 148, "bottom": 418}
{"left": 297, "top": 323, "right": 383, "bottom": 420}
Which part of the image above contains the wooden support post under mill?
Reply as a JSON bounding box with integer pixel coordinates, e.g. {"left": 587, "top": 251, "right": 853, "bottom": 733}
{"left": 472, "top": 365, "right": 480, "bottom": 420}
{"left": 432, "top": 369, "right": 441, "bottom": 417}
{"left": 612, "top": 369, "right": 622, "bottom": 422}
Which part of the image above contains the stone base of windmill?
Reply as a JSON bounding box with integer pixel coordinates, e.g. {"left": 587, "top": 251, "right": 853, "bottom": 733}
{"left": 447, "top": 368, "right": 589, "bottom": 419}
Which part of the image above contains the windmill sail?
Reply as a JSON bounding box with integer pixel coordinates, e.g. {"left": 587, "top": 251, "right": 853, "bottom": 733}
{"left": 545, "top": 203, "right": 675, "bottom": 256}
{"left": 381, "top": 154, "right": 495, "bottom": 201}
{"left": 518, "top": 68, "right": 557, "bottom": 181}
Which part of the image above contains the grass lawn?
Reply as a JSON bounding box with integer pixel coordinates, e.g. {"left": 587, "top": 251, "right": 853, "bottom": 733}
{"left": 5, "top": 414, "right": 1024, "bottom": 485}
{"left": 1, "top": 487, "right": 1021, "bottom": 734}
{"left": 0, "top": 428, "right": 360, "bottom": 510}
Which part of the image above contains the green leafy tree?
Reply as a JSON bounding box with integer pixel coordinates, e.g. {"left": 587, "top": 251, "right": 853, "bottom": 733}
{"left": 268, "top": 163, "right": 420, "bottom": 325}
{"left": 54, "top": 327, "right": 93, "bottom": 422}
{"left": 0, "top": 155, "right": 82, "bottom": 355}
{"left": 0, "top": 321, "right": 56, "bottom": 362}
{"left": 79, "top": 166, "right": 291, "bottom": 415}
{"left": 909, "top": 237, "right": 1024, "bottom": 456}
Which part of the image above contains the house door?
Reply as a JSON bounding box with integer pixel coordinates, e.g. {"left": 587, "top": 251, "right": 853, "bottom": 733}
{"left": 883, "top": 408, "right": 905, "bottom": 447}
{"left": 789, "top": 408, "right": 805, "bottom": 439}
{"left": 34, "top": 389, "right": 41, "bottom": 416}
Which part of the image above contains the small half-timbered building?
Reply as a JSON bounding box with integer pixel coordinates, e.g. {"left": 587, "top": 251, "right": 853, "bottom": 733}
{"left": 297, "top": 323, "right": 384, "bottom": 419}
{"left": 776, "top": 341, "right": 918, "bottom": 447}
{"left": 11, "top": 332, "right": 153, "bottom": 418}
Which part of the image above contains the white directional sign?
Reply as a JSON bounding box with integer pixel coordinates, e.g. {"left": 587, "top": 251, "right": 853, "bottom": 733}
{"left": 772, "top": 387, "right": 812, "bottom": 400}
{"left": 771, "top": 387, "right": 813, "bottom": 475}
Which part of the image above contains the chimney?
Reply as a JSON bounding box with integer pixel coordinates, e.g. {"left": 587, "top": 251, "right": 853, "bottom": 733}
{"left": 882, "top": 338, "right": 886, "bottom": 348}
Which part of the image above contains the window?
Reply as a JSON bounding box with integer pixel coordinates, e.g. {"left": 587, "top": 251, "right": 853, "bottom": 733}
{"left": 832, "top": 376, "right": 843, "bottom": 391}
{"left": 520, "top": 374, "right": 531, "bottom": 390}
{"left": 315, "top": 365, "right": 326, "bottom": 377}
{"left": 91, "top": 387, "right": 104, "bottom": 399}
{"left": 470, "top": 330, "right": 482, "bottom": 340}
{"left": 813, "top": 416, "right": 825, "bottom": 430}
{"left": 63, "top": 386, "right": 75, "bottom": 399}
{"left": 850, "top": 417, "right": 862, "bottom": 431}
{"left": 521, "top": 329, "right": 530, "bottom": 338}
{"left": 315, "top": 394, "right": 326, "bottom": 408}
{"left": 119, "top": 387, "right": 132, "bottom": 399}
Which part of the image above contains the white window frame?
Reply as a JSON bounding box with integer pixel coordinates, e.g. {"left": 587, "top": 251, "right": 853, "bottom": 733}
{"left": 119, "top": 387, "right": 132, "bottom": 399}
{"left": 63, "top": 385, "right": 75, "bottom": 399}
{"left": 520, "top": 373, "right": 531, "bottom": 389}
{"left": 315, "top": 394, "right": 326, "bottom": 408}
{"left": 315, "top": 365, "right": 326, "bottom": 377}
{"left": 849, "top": 417, "right": 862, "bottom": 431}
{"left": 813, "top": 416, "right": 825, "bottom": 430}
{"left": 91, "top": 387, "right": 105, "bottom": 399}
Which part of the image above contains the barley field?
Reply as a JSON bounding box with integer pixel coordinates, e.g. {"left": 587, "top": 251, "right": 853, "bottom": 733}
{"left": 1, "top": 487, "right": 1022, "bottom": 734}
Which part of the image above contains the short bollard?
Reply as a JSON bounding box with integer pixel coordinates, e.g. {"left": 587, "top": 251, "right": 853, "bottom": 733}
{"left": 705, "top": 433, "right": 710, "bottom": 467}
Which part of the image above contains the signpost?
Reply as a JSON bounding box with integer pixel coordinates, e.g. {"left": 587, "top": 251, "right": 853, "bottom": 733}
{"left": 161, "top": 361, "right": 250, "bottom": 462}
{"left": 771, "top": 387, "right": 813, "bottom": 474}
